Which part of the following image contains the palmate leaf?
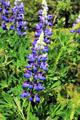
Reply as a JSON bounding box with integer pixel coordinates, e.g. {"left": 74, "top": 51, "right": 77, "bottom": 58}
{"left": 75, "top": 108, "right": 80, "bottom": 115}
{"left": 2, "top": 92, "right": 15, "bottom": 106}
{"left": 47, "top": 103, "right": 73, "bottom": 120}
{"left": 0, "top": 75, "right": 13, "bottom": 89}
{"left": 0, "top": 114, "right": 6, "bottom": 120}
{"left": 0, "top": 93, "right": 15, "bottom": 113}
{"left": 0, "top": 80, "right": 9, "bottom": 89}
{"left": 0, "top": 98, "right": 13, "bottom": 109}
{"left": 51, "top": 81, "right": 61, "bottom": 89}
{"left": 0, "top": 92, "right": 26, "bottom": 120}
{"left": 46, "top": 104, "right": 64, "bottom": 120}
{"left": 13, "top": 97, "right": 26, "bottom": 120}
{"left": 40, "top": 81, "right": 61, "bottom": 97}
{"left": 14, "top": 97, "right": 23, "bottom": 114}
{"left": 8, "top": 86, "right": 23, "bottom": 96}
{"left": 29, "top": 113, "right": 39, "bottom": 120}
{"left": 46, "top": 116, "right": 53, "bottom": 120}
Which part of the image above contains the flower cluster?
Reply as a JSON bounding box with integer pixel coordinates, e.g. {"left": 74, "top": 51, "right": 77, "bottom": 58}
{"left": 20, "top": 0, "right": 53, "bottom": 102}
{"left": 10, "top": 0, "right": 27, "bottom": 35}
{"left": 0, "top": 0, "right": 11, "bottom": 30}
{"left": 35, "top": 0, "right": 53, "bottom": 43}
{"left": 20, "top": 31, "right": 48, "bottom": 102}
{"left": 70, "top": 15, "right": 80, "bottom": 34}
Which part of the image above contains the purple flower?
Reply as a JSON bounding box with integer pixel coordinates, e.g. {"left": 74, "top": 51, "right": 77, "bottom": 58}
{"left": 9, "top": 25, "right": 14, "bottom": 30}
{"left": 10, "top": 0, "right": 27, "bottom": 35}
{"left": 39, "top": 10, "right": 43, "bottom": 15}
{"left": 35, "top": 83, "right": 39, "bottom": 90}
{"left": 38, "top": 73, "right": 46, "bottom": 80}
{"left": 2, "top": 23, "right": 8, "bottom": 30}
{"left": 70, "top": 15, "right": 80, "bottom": 35}
{"left": 0, "top": 0, "right": 11, "bottom": 29}
{"left": 29, "top": 82, "right": 33, "bottom": 89}
{"left": 29, "top": 97, "right": 33, "bottom": 101}
{"left": 24, "top": 73, "right": 31, "bottom": 78}
{"left": 35, "top": 83, "right": 44, "bottom": 90}
{"left": 20, "top": 0, "right": 53, "bottom": 103}
{"left": 35, "top": 24, "right": 40, "bottom": 30}
{"left": 48, "top": 14, "right": 53, "bottom": 20}
{"left": 22, "top": 80, "right": 29, "bottom": 88}
{"left": 33, "top": 67, "right": 37, "bottom": 72}
{"left": 34, "top": 74, "right": 38, "bottom": 80}
{"left": 38, "top": 83, "right": 44, "bottom": 90}
{"left": 20, "top": 90, "right": 29, "bottom": 98}
{"left": 35, "top": 95, "right": 40, "bottom": 102}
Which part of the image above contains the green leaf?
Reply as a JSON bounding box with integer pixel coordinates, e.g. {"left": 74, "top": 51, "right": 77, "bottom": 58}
{"left": 51, "top": 81, "right": 61, "bottom": 89}
{"left": 75, "top": 108, "right": 80, "bottom": 115}
{"left": 2, "top": 92, "right": 14, "bottom": 106}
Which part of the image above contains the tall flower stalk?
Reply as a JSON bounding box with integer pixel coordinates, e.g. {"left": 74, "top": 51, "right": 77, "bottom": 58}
{"left": 0, "top": 0, "right": 11, "bottom": 30}
{"left": 20, "top": 0, "right": 53, "bottom": 102}
{"left": 10, "top": 0, "right": 27, "bottom": 35}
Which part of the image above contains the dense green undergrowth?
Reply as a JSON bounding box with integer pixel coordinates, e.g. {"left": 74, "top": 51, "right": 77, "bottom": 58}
{"left": 0, "top": 27, "right": 80, "bottom": 120}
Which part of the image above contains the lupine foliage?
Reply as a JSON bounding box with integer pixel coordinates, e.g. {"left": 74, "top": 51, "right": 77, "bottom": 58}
{"left": 0, "top": 0, "right": 80, "bottom": 120}
{"left": 0, "top": 28, "right": 80, "bottom": 120}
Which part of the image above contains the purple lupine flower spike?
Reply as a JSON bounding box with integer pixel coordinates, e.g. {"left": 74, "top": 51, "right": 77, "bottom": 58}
{"left": 10, "top": 0, "right": 27, "bottom": 35}
{"left": 20, "top": 31, "right": 46, "bottom": 102}
{"left": 35, "top": 0, "right": 53, "bottom": 44}
{"left": 20, "top": 0, "right": 53, "bottom": 102}
{"left": 0, "top": 0, "right": 11, "bottom": 29}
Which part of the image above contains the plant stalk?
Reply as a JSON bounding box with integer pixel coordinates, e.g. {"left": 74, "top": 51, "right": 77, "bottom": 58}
{"left": 27, "top": 101, "right": 31, "bottom": 120}
{"left": 53, "top": 47, "right": 64, "bottom": 74}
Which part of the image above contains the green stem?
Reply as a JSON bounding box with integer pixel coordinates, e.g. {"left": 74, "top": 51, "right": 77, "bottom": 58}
{"left": 51, "top": 47, "right": 64, "bottom": 75}
{"left": 27, "top": 101, "right": 31, "bottom": 120}
{"left": 55, "top": 48, "right": 63, "bottom": 66}
{"left": 20, "top": 112, "right": 26, "bottom": 120}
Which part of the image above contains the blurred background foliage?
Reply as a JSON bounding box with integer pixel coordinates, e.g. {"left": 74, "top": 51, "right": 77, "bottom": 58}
{"left": 9, "top": 0, "right": 80, "bottom": 30}
{"left": 23, "top": 0, "right": 80, "bottom": 30}
{"left": 0, "top": 0, "right": 80, "bottom": 120}
{"left": 14, "top": 0, "right": 80, "bottom": 30}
